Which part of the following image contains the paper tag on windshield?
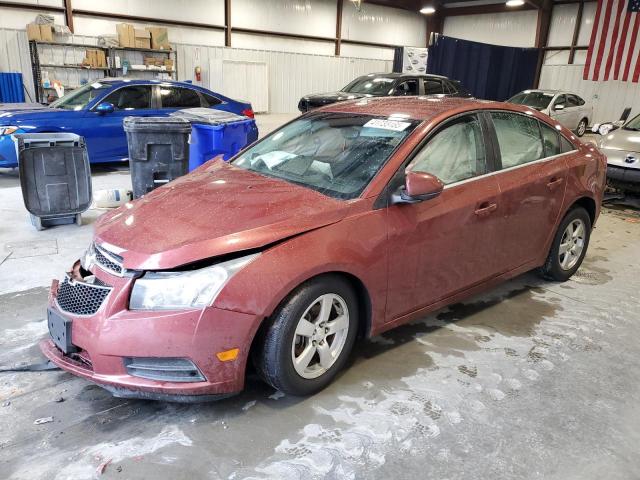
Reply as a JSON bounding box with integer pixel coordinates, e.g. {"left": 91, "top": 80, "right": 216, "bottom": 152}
{"left": 364, "top": 119, "right": 411, "bottom": 132}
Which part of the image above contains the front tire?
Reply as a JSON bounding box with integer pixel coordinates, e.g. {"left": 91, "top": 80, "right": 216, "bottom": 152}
{"left": 538, "top": 206, "right": 591, "bottom": 281}
{"left": 576, "top": 118, "right": 588, "bottom": 137}
{"left": 254, "top": 275, "right": 358, "bottom": 396}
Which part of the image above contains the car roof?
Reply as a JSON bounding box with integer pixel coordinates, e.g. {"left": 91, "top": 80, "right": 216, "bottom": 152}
{"left": 99, "top": 78, "right": 203, "bottom": 89}
{"left": 314, "top": 96, "right": 535, "bottom": 122}
{"left": 359, "top": 72, "right": 448, "bottom": 80}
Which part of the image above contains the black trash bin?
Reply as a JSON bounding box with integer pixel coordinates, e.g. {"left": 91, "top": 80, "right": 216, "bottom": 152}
{"left": 124, "top": 117, "right": 192, "bottom": 198}
{"left": 15, "top": 133, "right": 92, "bottom": 231}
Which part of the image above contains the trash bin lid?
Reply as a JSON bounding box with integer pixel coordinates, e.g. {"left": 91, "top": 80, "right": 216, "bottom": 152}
{"left": 171, "top": 108, "right": 248, "bottom": 125}
{"left": 123, "top": 116, "right": 192, "bottom": 133}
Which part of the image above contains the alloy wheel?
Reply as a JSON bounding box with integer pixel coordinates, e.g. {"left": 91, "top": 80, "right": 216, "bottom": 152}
{"left": 577, "top": 120, "right": 586, "bottom": 136}
{"left": 291, "top": 293, "right": 350, "bottom": 379}
{"left": 558, "top": 218, "right": 585, "bottom": 270}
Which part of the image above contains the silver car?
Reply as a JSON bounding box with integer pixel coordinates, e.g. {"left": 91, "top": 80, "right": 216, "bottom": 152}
{"left": 595, "top": 113, "right": 640, "bottom": 193}
{"left": 507, "top": 89, "right": 593, "bottom": 137}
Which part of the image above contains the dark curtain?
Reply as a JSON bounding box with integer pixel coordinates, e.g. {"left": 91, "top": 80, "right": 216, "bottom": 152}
{"left": 427, "top": 35, "right": 538, "bottom": 101}
{"left": 392, "top": 47, "right": 403, "bottom": 73}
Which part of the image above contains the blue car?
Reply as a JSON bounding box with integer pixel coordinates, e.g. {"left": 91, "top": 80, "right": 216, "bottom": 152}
{"left": 0, "top": 79, "right": 258, "bottom": 168}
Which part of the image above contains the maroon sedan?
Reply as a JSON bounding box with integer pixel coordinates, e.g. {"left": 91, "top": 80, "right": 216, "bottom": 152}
{"left": 41, "top": 97, "right": 606, "bottom": 401}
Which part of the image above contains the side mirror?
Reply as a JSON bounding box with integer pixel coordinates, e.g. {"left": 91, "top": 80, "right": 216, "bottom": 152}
{"left": 391, "top": 171, "right": 444, "bottom": 205}
{"left": 554, "top": 104, "right": 565, "bottom": 111}
{"left": 95, "top": 102, "right": 115, "bottom": 114}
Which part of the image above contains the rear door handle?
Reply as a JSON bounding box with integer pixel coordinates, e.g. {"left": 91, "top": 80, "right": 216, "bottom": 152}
{"left": 547, "top": 177, "right": 564, "bottom": 189}
{"left": 474, "top": 202, "right": 497, "bottom": 216}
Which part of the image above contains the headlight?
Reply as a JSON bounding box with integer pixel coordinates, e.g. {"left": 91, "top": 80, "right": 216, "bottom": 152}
{"left": 0, "top": 126, "right": 18, "bottom": 136}
{"left": 129, "top": 253, "right": 259, "bottom": 310}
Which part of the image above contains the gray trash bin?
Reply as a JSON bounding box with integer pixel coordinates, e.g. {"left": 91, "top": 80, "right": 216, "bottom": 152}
{"left": 123, "top": 116, "right": 192, "bottom": 198}
{"left": 15, "top": 133, "right": 92, "bottom": 231}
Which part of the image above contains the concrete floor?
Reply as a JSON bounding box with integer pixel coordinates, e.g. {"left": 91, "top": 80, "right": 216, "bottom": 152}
{"left": 1, "top": 115, "right": 640, "bottom": 479}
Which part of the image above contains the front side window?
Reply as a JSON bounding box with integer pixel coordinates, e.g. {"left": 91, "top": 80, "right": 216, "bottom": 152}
{"left": 409, "top": 114, "right": 487, "bottom": 185}
{"left": 553, "top": 95, "right": 567, "bottom": 109}
{"left": 395, "top": 80, "right": 419, "bottom": 96}
{"left": 624, "top": 113, "right": 640, "bottom": 131}
{"left": 50, "top": 83, "right": 110, "bottom": 110}
{"left": 342, "top": 76, "right": 395, "bottom": 96}
{"left": 424, "top": 79, "right": 443, "bottom": 95}
{"left": 566, "top": 95, "right": 580, "bottom": 107}
{"left": 101, "top": 86, "right": 152, "bottom": 110}
{"left": 491, "top": 112, "right": 544, "bottom": 169}
{"left": 160, "top": 87, "right": 202, "bottom": 108}
{"left": 232, "top": 113, "right": 418, "bottom": 199}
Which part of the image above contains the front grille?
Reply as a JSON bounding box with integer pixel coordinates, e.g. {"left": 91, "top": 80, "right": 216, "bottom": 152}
{"left": 56, "top": 276, "right": 112, "bottom": 316}
{"left": 93, "top": 243, "right": 123, "bottom": 275}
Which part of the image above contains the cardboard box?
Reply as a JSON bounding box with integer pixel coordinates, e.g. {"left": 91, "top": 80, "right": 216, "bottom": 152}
{"left": 96, "top": 50, "right": 106, "bottom": 68}
{"left": 26, "top": 23, "right": 41, "bottom": 41}
{"left": 39, "top": 24, "right": 54, "bottom": 42}
{"left": 164, "top": 58, "right": 174, "bottom": 71}
{"left": 134, "top": 29, "right": 151, "bottom": 49}
{"left": 146, "top": 27, "right": 170, "bottom": 50}
{"left": 116, "top": 23, "right": 135, "bottom": 48}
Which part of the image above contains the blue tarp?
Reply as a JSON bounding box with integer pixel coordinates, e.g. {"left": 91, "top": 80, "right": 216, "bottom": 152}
{"left": 0, "top": 73, "right": 25, "bottom": 103}
{"left": 427, "top": 35, "right": 538, "bottom": 101}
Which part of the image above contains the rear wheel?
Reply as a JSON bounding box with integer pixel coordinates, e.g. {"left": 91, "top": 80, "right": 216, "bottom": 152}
{"left": 538, "top": 206, "right": 591, "bottom": 281}
{"left": 254, "top": 275, "right": 358, "bottom": 396}
{"left": 576, "top": 118, "right": 588, "bottom": 137}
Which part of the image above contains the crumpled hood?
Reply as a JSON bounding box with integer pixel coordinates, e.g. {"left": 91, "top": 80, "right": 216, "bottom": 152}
{"left": 95, "top": 160, "right": 351, "bottom": 270}
{"left": 600, "top": 128, "right": 640, "bottom": 154}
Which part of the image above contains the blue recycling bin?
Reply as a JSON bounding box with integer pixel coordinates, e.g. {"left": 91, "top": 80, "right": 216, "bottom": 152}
{"left": 171, "top": 108, "right": 257, "bottom": 171}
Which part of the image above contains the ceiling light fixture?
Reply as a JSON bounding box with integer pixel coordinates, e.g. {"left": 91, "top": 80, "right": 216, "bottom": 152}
{"left": 506, "top": 0, "right": 525, "bottom": 6}
{"left": 420, "top": 6, "right": 436, "bottom": 14}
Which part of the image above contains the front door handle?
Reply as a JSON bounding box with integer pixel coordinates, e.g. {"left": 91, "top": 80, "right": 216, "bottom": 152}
{"left": 546, "top": 177, "right": 564, "bottom": 189}
{"left": 474, "top": 202, "right": 497, "bottom": 216}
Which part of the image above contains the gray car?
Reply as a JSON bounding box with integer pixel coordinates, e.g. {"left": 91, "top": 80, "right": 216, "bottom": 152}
{"left": 507, "top": 89, "right": 593, "bottom": 137}
{"left": 595, "top": 113, "right": 640, "bottom": 192}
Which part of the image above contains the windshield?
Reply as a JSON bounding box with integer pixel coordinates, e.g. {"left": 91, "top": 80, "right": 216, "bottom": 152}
{"left": 342, "top": 76, "right": 396, "bottom": 96}
{"left": 50, "top": 82, "right": 110, "bottom": 110}
{"left": 624, "top": 113, "right": 640, "bottom": 131}
{"left": 507, "top": 91, "right": 554, "bottom": 110}
{"left": 232, "top": 113, "right": 418, "bottom": 199}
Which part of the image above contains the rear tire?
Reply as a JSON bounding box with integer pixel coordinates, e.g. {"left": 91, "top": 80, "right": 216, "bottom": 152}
{"left": 538, "top": 206, "right": 591, "bottom": 281}
{"left": 254, "top": 275, "right": 358, "bottom": 396}
{"left": 576, "top": 118, "right": 588, "bottom": 137}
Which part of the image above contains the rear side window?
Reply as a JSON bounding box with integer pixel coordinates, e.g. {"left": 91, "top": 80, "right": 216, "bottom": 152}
{"left": 409, "top": 114, "right": 487, "bottom": 184}
{"left": 540, "top": 122, "right": 561, "bottom": 157}
{"left": 102, "top": 86, "right": 151, "bottom": 110}
{"left": 424, "top": 79, "right": 443, "bottom": 95}
{"left": 395, "top": 80, "right": 419, "bottom": 96}
{"left": 160, "top": 87, "right": 202, "bottom": 108}
{"left": 491, "top": 112, "right": 544, "bottom": 169}
{"left": 202, "top": 93, "right": 222, "bottom": 107}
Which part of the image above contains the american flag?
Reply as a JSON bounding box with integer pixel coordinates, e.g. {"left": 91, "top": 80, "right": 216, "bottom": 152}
{"left": 583, "top": 0, "right": 640, "bottom": 82}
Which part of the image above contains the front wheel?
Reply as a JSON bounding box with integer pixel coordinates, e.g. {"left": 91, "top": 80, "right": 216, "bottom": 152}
{"left": 254, "top": 275, "right": 358, "bottom": 396}
{"left": 538, "top": 206, "right": 591, "bottom": 281}
{"left": 576, "top": 118, "right": 588, "bottom": 137}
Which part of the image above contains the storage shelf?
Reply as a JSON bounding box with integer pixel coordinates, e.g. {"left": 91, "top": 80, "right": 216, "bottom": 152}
{"left": 111, "top": 46, "right": 174, "bottom": 54}
{"left": 34, "top": 41, "right": 104, "bottom": 49}
{"left": 40, "top": 64, "right": 109, "bottom": 70}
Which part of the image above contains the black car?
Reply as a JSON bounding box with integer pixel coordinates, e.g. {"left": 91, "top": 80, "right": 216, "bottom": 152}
{"left": 298, "top": 73, "right": 472, "bottom": 113}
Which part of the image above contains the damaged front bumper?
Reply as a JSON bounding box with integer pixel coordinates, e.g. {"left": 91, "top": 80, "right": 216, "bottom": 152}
{"left": 40, "top": 263, "right": 262, "bottom": 402}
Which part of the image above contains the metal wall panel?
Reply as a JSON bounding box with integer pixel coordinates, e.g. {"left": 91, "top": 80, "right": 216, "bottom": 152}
{"left": 341, "top": 2, "right": 426, "bottom": 47}
{"left": 443, "top": 11, "right": 538, "bottom": 48}
{"left": 232, "top": 0, "right": 336, "bottom": 38}
{"left": 0, "top": 28, "right": 36, "bottom": 102}
{"left": 540, "top": 64, "right": 640, "bottom": 123}
{"left": 547, "top": 4, "right": 579, "bottom": 48}
{"left": 177, "top": 43, "right": 392, "bottom": 113}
